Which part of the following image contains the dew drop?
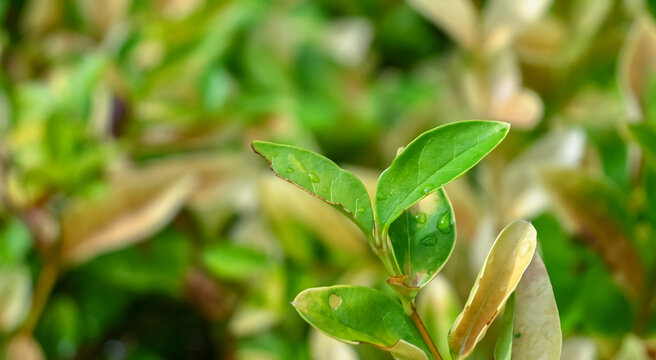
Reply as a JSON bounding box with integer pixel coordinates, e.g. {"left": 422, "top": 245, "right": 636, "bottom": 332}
{"left": 322, "top": 187, "right": 329, "bottom": 193}
{"left": 376, "top": 193, "right": 387, "bottom": 200}
{"left": 329, "top": 293, "right": 342, "bottom": 310}
{"left": 286, "top": 167, "right": 295, "bottom": 173}
{"left": 423, "top": 186, "right": 433, "bottom": 195}
{"left": 308, "top": 172, "right": 320, "bottom": 183}
{"left": 414, "top": 212, "right": 427, "bottom": 224}
{"left": 421, "top": 236, "right": 437, "bottom": 246}
{"left": 436, "top": 211, "right": 452, "bottom": 234}
{"left": 357, "top": 207, "right": 366, "bottom": 214}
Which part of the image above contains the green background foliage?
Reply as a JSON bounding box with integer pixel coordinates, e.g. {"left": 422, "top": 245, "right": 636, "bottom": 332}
{"left": 1, "top": 0, "right": 656, "bottom": 359}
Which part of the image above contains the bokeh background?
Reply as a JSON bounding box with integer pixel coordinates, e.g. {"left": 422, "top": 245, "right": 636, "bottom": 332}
{"left": 1, "top": 0, "right": 656, "bottom": 359}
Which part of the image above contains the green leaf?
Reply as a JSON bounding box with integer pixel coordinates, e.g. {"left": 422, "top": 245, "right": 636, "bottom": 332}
{"left": 627, "top": 123, "right": 656, "bottom": 164}
{"left": 252, "top": 141, "right": 374, "bottom": 236}
{"left": 375, "top": 120, "right": 509, "bottom": 229}
{"left": 202, "top": 243, "right": 268, "bottom": 281}
{"left": 494, "top": 293, "right": 515, "bottom": 360}
{"left": 448, "top": 220, "right": 536, "bottom": 360}
{"left": 388, "top": 188, "right": 456, "bottom": 295}
{"left": 293, "top": 285, "right": 430, "bottom": 360}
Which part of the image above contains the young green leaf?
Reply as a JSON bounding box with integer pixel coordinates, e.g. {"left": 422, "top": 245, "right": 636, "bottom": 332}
{"left": 448, "top": 220, "right": 537, "bottom": 360}
{"left": 494, "top": 293, "right": 515, "bottom": 360}
{"left": 293, "top": 285, "right": 430, "bottom": 360}
{"left": 388, "top": 188, "right": 456, "bottom": 295}
{"left": 375, "top": 120, "right": 509, "bottom": 229}
{"left": 252, "top": 141, "right": 374, "bottom": 236}
{"left": 512, "top": 253, "right": 561, "bottom": 360}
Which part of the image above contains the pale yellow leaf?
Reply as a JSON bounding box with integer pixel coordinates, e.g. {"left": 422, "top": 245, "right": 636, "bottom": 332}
{"left": 483, "top": 0, "right": 553, "bottom": 54}
{"left": 0, "top": 266, "right": 32, "bottom": 333}
{"left": 448, "top": 220, "right": 537, "bottom": 359}
{"left": 4, "top": 335, "right": 44, "bottom": 360}
{"left": 310, "top": 328, "right": 359, "bottom": 360}
{"left": 619, "top": 16, "right": 656, "bottom": 119}
{"left": 407, "top": 0, "right": 479, "bottom": 50}
{"left": 511, "top": 253, "right": 561, "bottom": 360}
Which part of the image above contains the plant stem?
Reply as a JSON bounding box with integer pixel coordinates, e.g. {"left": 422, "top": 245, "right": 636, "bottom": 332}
{"left": 410, "top": 302, "right": 443, "bottom": 360}
{"left": 19, "top": 259, "right": 59, "bottom": 335}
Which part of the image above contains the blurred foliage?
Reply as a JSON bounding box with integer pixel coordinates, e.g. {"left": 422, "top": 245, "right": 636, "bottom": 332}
{"left": 1, "top": 0, "right": 656, "bottom": 359}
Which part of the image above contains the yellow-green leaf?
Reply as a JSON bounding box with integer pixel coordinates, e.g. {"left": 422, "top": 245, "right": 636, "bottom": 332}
{"left": 293, "top": 285, "right": 430, "bottom": 360}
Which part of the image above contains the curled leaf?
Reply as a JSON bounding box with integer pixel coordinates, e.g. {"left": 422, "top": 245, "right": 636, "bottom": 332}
{"left": 448, "top": 221, "right": 537, "bottom": 360}
{"left": 293, "top": 285, "right": 429, "bottom": 360}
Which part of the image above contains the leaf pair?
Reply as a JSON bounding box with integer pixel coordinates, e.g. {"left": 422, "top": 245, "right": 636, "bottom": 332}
{"left": 253, "top": 120, "right": 508, "bottom": 286}
{"left": 449, "top": 221, "right": 561, "bottom": 360}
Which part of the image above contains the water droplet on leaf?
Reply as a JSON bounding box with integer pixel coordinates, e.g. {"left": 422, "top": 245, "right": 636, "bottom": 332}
{"left": 437, "top": 211, "right": 452, "bottom": 233}
{"left": 286, "top": 167, "right": 294, "bottom": 173}
{"left": 308, "top": 172, "right": 320, "bottom": 183}
{"left": 329, "top": 293, "right": 342, "bottom": 310}
{"left": 376, "top": 193, "right": 387, "bottom": 200}
{"left": 423, "top": 186, "right": 432, "bottom": 195}
{"left": 357, "top": 207, "right": 366, "bottom": 214}
{"left": 414, "top": 212, "right": 426, "bottom": 224}
{"left": 421, "top": 236, "right": 437, "bottom": 245}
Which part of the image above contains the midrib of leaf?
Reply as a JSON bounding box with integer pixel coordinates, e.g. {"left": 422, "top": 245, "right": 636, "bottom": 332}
{"left": 384, "top": 130, "right": 501, "bottom": 228}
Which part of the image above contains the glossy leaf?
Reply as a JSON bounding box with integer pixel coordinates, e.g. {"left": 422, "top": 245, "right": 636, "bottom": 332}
{"left": 61, "top": 175, "right": 195, "bottom": 266}
{"left": 388, "top": 188, "right": 456, "bottom": 294}
{"left": 293, "top": 285, "right": 429, "bottom": 360}
{"left": 512, "top": 253, "right": 561, "bottom": 360}
{"left": 494, "top": 293, "right": 515, "bottom": 360}
{"left": 375, "top": 120, "right": 509, "bottom": 229}
{"left": 252, "top": 141, "right": 374, "bottom": 236}
{"left": 448, "top": 221, "right": 537, "bottom": 360}
{"left": 542, "top": 168, "right": 645, "bottom": 297}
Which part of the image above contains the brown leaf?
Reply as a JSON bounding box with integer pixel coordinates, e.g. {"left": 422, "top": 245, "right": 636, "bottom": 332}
{"left": 61, "top": 173, "right": 195, "bottom": 266}
{"left": 542, "top": 168, "right": 645, "bottom": 297}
